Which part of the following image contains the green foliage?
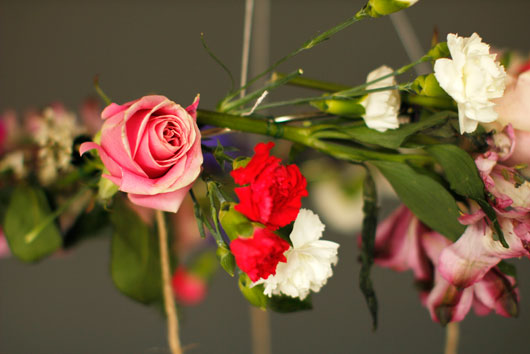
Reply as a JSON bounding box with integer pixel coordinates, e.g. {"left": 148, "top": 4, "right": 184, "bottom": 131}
{"left": 427, "top": 144, "right": 506, "bottom": 247}
{"left": 3, "top": 185, "right": 62, "bottom": 262}
{"left": 267, "top": 294, "right": 312, "bottom": 313}
{"left": 339, "top": 111, "right": 451, "bottom": 149}
{"left": 427, "top": 42, "right": 450, "bottom": 60}
{"left": 371, "top": 160, "right": 465, "bottom": 241}
{"left": 359, "top": 169, "right": 379, "bottom": 330}
{"left": 110, "top": 198, "right": 162, "bottom": 304}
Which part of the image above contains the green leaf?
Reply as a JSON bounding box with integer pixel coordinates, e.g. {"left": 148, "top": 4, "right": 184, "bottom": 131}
{"left": 497, "top": 260, "right": 517, "bottom": 279}
{"left": 427, "top": 144, "right": 506, "bottom": 247}
{"left": 359, "top": 169, "right": 379, "bottom": 330}
{"left": 267, "top": 294, "right": 312, "bottom": 313}
{"left": 189, "top": 250, "right": 218, "bottom": 280}
{"left": 340, "top": 111, "right": 451, "bottom": 149}
{"left": 371, "top": 160, "right": 465, "bottom": 241}
{"left": 3, "top": 186, "right": 62, "bottom": 262}
{"left": 239, "top": 273, "right": 267, "bottom": 309}
{"left": 110, "top": 198, "right": 162, "bottom": 304}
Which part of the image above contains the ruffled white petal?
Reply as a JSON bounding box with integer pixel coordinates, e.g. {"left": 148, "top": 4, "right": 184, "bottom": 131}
{"left": 361, "top": 65, "right": 400, "bottom": 132}
{"left": 434, "top": 33, "right": 506, "bottom": 134}
{"left": 253, "top": 209, "right": 339, "bottom": 299}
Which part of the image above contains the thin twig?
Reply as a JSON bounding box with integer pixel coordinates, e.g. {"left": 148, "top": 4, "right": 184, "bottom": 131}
{"left": 156, "top": 210, "right": 182, "bottom": 354}
{"left": 250, "top": 307, "right": 271, "bottom": 354}
{"left": 444, "top": 322, "right": 460, "bottom": 354}
{"left": 240, "top": 0, "right": 255, "bottom": 98}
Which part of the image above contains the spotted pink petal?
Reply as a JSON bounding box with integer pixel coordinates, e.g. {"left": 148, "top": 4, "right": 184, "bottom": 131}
{"left": 439, "top": 219, "right": 528, "bottom": 288}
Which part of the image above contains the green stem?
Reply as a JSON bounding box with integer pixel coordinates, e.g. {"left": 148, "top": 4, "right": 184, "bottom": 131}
{"left": 197, "top": 110, "right": 431, "bottom": 164}
{"left": 273, "top": 73, "right": 351, "bottom": 92}
{"left": 223, "top": 8, "right": 370, "bottom": 103}
{"left": 220, "top": 69, "right": 303, "bottom": 112}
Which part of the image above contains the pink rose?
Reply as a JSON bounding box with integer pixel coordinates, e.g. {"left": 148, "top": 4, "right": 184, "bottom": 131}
{"left": 80, "top": 95, "right": 202, "bottom": 212}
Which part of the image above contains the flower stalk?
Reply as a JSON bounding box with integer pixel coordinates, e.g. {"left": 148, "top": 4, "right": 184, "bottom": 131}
{"left": 197, "top": 109, "right": 432, "bottom": 164}
{"left": 156, "top": 210, "right": 182, "bottom": 354}
{"left": 444, "top": 322, "right": 459, "bottom": 354}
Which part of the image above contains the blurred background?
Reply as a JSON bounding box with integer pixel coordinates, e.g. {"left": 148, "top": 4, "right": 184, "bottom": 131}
{"left": 2, "top": 0, "right": 530, "bottom": 353}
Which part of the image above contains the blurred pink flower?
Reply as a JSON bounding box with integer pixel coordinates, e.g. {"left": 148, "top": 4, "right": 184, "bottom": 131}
{"left": 0, "top": 229, "right": 10, "bottom": 258}
{"left": 172, "top": 266, "right": 207, "bottom": 306}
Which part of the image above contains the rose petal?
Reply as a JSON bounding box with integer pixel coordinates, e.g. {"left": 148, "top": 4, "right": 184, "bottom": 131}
{"left": 128, "top": 184, "right": 192, "bottom": 213}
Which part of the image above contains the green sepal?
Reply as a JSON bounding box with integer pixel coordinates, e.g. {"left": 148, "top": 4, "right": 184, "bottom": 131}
{"left": 97, "top": 173, "right": 119, "bottom": 202}
{"left": 239, "top": 273, "right": 267, "bottom": 309}
{"left": 412, "top": 74, "right": 449, "bottom": 98}
{"left": 366, "top": 0, "right": 415, "bottom": 17}
{"left": 427, "top": 42, "right": 450, "bottom": 60}
{"left": 267, "top": 294, "right": 313, "bottom": 313}
{"left": 216, "top": 245, "right": 236, "bottom": 277}
{"left": 310, "top": 97, "right": 365, "bottom": 117}
{"left": 3, "top": 185, "right": 62, "bottom": 262}
{"left": 219, "top": 202, "right": 254, "bottom": 241}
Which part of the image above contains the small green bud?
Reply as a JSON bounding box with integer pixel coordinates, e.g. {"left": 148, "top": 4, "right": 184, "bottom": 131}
{"left": 232, "top": 156, "right": 251, "bottom": 171}
{"left": 219, "top": 202, "right": 254, "bottom": 241}
{"left": 412, "top": 74, "right": 448, "bottom": 97}
{"left": 239, "top": 273, "right": 268, "bottom": 309}
{"left": 310, "top": 98, "right": 365, "bottom": 117}
{"left": 365, "top": 0, "right": 419, "bottom": 17}
{"left": 216, "top": 245, "right": 236, "bottom": 277}
{"left": 427, "top": 42, "right": 450, "bottom": 60}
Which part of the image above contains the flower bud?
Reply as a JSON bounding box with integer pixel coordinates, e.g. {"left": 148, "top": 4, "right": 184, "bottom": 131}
{"left": 411, "top": 74, "right": 448, "bottom": 97}
{"left": 219, "top": 202, "right": 254, "bottom": 241}
{"left": 365, "top": 0, "right": 419, "bottom": 17}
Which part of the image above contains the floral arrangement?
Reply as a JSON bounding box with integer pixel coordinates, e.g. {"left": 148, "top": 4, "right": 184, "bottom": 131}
{"left": 1, "top": 0, "right": 529, "bottom": 352}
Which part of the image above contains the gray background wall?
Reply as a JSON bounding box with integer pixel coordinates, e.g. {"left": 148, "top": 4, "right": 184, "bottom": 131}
{"left": 1, "top": 0, "right": 530, "bottom": 353}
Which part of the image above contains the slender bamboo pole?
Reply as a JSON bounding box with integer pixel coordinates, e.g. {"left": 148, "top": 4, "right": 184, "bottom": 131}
{"left": 444, "top": 322, "right": 460, "bottom": 354}
{"left": 156, "top": 210, "right": 182, "bottom": 354}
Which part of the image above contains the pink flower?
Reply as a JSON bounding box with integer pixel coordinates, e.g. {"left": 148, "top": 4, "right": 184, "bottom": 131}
{"left": 371, "top": 205, "right": 431, "bottom": 282}
{"left": 438, "top": 149, "right": 530, "bottom": 288}
{"left": 80, "top": 95, "right": 202, "bottom": 212}
{"left": 494, "top": 71, "right": 530, "bottom": 132}
{"left": 371, "top": 206, "right": 519, "bottom": 324}
{"left": 172, "top": 266, "right": 207, "bottom": 306}
{"left": 422, "top": 232, "right": 518, "bottom": 324}
{"left": 0, "top": 229, "right": 10, "bottom": 258}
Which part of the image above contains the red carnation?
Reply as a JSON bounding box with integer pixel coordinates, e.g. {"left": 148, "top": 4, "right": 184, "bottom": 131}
{"left": 230, "top": 227, "right": 290, "bottom": 282}
{"left": 231, "top": 142, "right": 308, "bottom": 230}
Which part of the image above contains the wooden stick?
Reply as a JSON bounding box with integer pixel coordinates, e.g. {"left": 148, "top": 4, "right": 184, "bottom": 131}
{"left": 156, "top": 210, "right": 182, "bottom": 354}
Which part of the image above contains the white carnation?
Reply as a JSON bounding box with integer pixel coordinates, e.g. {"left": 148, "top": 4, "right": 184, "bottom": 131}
{"left": 434, "top": 33, "right": 506, "bottom": 134}
{"left": 361, "top": 65, "right": 400, "bottom": 132}
{"left": 254, "top": 209, "right": 339, "bottom": 300}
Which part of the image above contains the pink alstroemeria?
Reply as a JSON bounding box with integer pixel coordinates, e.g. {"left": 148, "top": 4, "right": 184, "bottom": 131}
{"left": 372, "top": 205, "right": 431, "bottom": 282}
{"left": 371, "top": 206, "right": 519, "bottom": 324}
{"left": 439, "top": 133, "right": 530, "bottom": 288}
{"left": 423, "top": 232, "right": 518, "bottom": 324}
